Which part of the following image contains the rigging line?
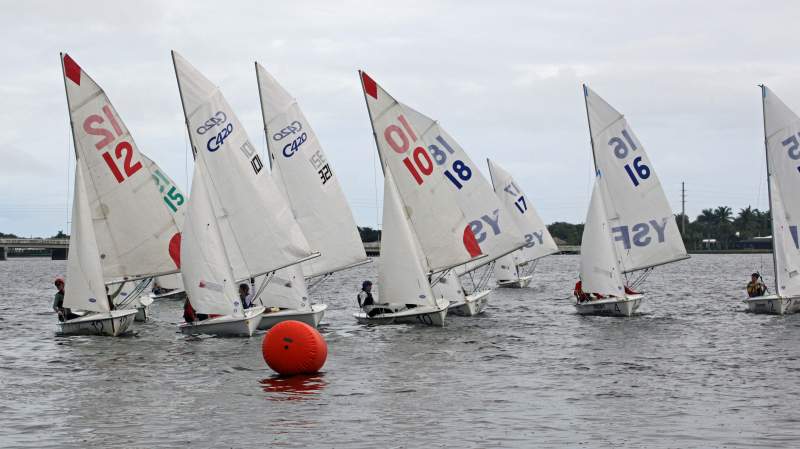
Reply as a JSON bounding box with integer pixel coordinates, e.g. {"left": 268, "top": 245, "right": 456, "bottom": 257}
{"left": 373, "top": 137, "right": 379, "bottom": 228}
{"left": 184, "top": 127, "right": 189, "bottom": 194}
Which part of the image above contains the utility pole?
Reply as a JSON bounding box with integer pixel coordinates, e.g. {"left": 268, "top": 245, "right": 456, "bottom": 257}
{"left": 681, "top": 182, "right": 686, "bottom": 236}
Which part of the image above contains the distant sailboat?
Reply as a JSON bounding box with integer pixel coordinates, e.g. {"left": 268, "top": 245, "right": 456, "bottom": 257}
{"left": 357, "top": 71, "right": 483, "bottom": 326}
{"left": 743, "top": 86, "right": 800, "bottom": 315}
{"left": 397, "top": 106, "right": 527, "bottom": 316}
{"left": 576, "top": 85, "right": 688, "bottom": 316}
{"left": 60, "top": 53, "right": 184, "bottom": 323}
{"left": 58, "top": 162, "right": 138, "bottom": 336}
{"left": 172, "top": 52, "right": 318, "bottom": 336}
{"left": 487, "top": 159, "right": 559, "bottom": 288}
{"left": 254, "top": 63, "right": 369, "bottom": 328}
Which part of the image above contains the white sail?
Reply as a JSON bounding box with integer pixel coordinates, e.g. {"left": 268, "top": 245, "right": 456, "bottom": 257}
{"left": 258, "top": 264, "right": 310, "bottom": 310}
{"left": 360, "top": 71, "right": 482, "bottom": 273}
{"left": 494, "top": 252, "right": 520, "bottom": 281}
{"left": 378, "top": 170, "right": 436, "bottom": 307}
{"left": 584, "top": 85, "right": 687, "bottom": 273}
{"left": 399, "top": 105, "right": 525, "bottom": 272}
{"left": 61, "top": 53, "right": 182, "bottom": 281}
{"left": 487, "top": 159, "right": 559, "bottom": 263}
{"left": 256, "top": 63, "right": 367, "bottom": 278}
{"left": 64, "top": 162, "right": 110, "bottom": 314}
{"left": 579, "top": 181, "right": 626, "bottom": 297}
{"left": 172, "top": 51, "right": 313, "bottom": 282}
{"left": 762, "top": 86, "right": 800, "bottom": 297}
{"left": 180, "top": 159, "right": 240, "bottom": 316}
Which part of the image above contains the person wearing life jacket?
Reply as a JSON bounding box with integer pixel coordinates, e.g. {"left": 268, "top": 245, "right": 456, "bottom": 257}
{"left": 239, "top": 283, "right": 255, "bottom": 309}
{"left": 746, "top": 272, "right": 767, "bottom": 298}
{"left": 52, "top": 277, "right": 79, "bottom": 321}
{"left": 573, "top": 280, "right": 591, "bottom": 303}
{"left": 624, "top": 285, "right": 639, "bottom": 295}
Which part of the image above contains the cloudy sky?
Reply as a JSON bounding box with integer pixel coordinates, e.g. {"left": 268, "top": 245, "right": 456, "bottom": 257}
{"left": 2, "top": 0, "right": 799, "bottom": 237}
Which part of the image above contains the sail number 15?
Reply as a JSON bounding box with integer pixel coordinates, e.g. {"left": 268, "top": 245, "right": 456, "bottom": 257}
{"left": 781, "top": 134, "right": 800, "bottom": 173}
{"left": 82, "top": 105, "right": 142, "bottom": 183}
{"left": 609, "top": 128, "right": 650, "bottom": 187}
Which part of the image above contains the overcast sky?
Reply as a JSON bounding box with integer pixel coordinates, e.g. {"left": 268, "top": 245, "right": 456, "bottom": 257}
{"left": 2, "top": 0, "right": 799, "bottom": 237}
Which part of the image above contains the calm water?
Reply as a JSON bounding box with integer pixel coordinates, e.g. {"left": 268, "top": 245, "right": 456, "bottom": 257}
{"left": 1, "top": 254, "right": 799, "bottom": 448}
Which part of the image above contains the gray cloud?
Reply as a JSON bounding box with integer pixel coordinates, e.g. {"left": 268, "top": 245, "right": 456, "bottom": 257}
{"left": 1, "top": 0, "right": 799, "bottom": 237}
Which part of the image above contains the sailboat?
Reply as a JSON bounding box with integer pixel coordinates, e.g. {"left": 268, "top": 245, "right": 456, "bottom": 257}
{"left": 254, "top": 63, "right": 369, "bottom": 328}
{"left": 357, "top": 71, "right": 484, "bottom": 326}
{"left": 60, "top": 53, "right": 184, "bottom": 322}
{"left": 58, "top": 162, "right": 138, "bottom": 336}
{"left": 487, "top": 159, "right": 559, "bottom": 288}
{"left": 743, "top": 86, "right": 800, "bottom": 315}
{"left": 394, "top": 106, "right": 526, "bottom": 316}
{"left": 576, "top": 85, "right": 688, "bottom": 316}
{"left": 172, "top": 52, "right": 318, "bottom": 336}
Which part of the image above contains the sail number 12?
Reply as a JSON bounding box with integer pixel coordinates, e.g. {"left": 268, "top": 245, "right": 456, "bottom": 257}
{"left": 82, "top": 104, "right": 142, "bottom": 183}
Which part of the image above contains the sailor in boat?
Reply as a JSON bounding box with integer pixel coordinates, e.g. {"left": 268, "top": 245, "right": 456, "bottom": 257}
{"left": 573, "top": 278, "right": 639, "bottom": 302}
{"left": 357, "top": 280, "right": 392, "bottom": 317}
{"left": 52, "top": 277, "right": 79, "bottom": 321}
{"left": 182, "top": 298, "right": 208, "bottom": 323}
{"left": 239, "top": 283, "right": 255, "bottom": 309}
{"left": 746, "top": 272, "right": 767, "bottom": 298}
{"left": 152, "top": 279, "right": 172, "bottom": 296}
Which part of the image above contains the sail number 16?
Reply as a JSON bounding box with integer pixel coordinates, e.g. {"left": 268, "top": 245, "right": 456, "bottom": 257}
{"left": 609, "top": 128, "right": 650, "bottom": 187}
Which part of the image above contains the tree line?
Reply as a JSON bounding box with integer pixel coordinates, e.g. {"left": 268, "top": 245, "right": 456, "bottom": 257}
{"left": 546, "top": 206, "right": 772, "bottom": 250}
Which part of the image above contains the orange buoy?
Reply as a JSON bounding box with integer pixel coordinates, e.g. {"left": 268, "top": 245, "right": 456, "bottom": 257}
{"left": 262, "top": 320, "right": 327, "bottom": 375}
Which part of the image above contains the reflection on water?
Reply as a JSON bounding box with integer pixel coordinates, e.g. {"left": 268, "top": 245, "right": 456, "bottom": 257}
{"left": 259, "top": 374, "right": 327, "bottom": 401}
{"left": 2, "top": 255, "right": 800, "bottom": 448}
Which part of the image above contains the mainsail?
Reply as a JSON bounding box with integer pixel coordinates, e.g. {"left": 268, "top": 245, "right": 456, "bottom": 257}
{"left": 63, "top": 162, "right": 110, "bottom": 314}
{"left": 172, "top": 51, "right": 314, "bottom": 282}
{"left": 579, "top": 180, "right": 626, "bottom": 297}
{"left": 180, "top": 159, "right": 240, "bottom": 316}
{"left": 61, "top": 53, "right": 182, "bottom": 282}
{"left": 583, "top": 85, "right": 687, "bottom": 273}
{"left": 256, "top": 63, "right": 367, "bottom": 278}
{"left": 487, "top": 159, "right": 558, "bottom": 263}
{"left": 761, "top": 86, "right": 800, "bottom": 297}
{"left": 400, "top": 105, "right": 526, "bottom": 273}
{"left": 360, "top": 71, "right": 482, "bottom": 273}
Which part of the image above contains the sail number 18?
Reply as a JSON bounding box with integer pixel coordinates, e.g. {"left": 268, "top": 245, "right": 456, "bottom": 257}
{"left": 383, "top": 114, "right": 472, "bottom": 189}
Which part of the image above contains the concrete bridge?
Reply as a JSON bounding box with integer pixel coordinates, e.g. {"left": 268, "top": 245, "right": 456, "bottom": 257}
{"left": 0, "top": 238, "right": 69, "bottom": 260}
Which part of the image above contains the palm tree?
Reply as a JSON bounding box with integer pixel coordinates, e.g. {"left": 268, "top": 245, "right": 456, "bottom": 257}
{"left": 734, "top": 206, "right": 756, "bottom": 239}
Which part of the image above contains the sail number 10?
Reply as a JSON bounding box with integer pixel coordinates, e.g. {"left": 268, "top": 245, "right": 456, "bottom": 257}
{"left": 82, "top": 104, "right": 142, "bottom": 183}
{"left": 383, "top": 114, "right": 472, "bottom": 189}
{"left": 609, "top": 128, "right": 650, "bottom": 187}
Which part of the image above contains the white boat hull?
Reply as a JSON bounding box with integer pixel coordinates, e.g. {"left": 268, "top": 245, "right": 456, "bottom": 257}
{"left": 133, "top": 296, "right": 154, "bottom": 322}
{"left": 447, "top": 289, "right": 491, "bottom": 316}
{"left": 149, "top": 288, "right": 187, "bottom": 301}
{"left": 574, "top": 294, "right": 643, "bottom": 317}
{"left": 257, "top": 303, "right": 327, "bottom": 330}
{"left": 57, "top": 309, "right": 138, "bottom": 336}
{"left": 179, "top": 306, "right": 265, "bottom": 337}
{"left": 496, "top": 276, "right": 533, "bottom": 289}
{"left": 743, "top": 294, "right": 800, "bottom": 315}
{"left": 354, "top": 301, "right": 448, "bottom": 326}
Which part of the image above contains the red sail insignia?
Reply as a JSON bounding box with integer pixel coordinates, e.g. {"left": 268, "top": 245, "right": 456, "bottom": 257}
{"left": 463, "top": 225, "right": 482, "bottom": 258}
{"left": 63, "top": 54, "right": 81, "bottom": 85}
{"left": 361, "top": 71, "right": 377, "bottom": 99}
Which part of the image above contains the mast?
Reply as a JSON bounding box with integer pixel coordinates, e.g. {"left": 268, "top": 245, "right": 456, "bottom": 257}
{"left": 760, "top": 84, "right": 780, "bottom": 294}
{"left": 254, "top": 62, "right": 274, "bottom": 171}
{"left": 171, "top": 51, "right": 198, "bottom": 161}
{"left": 359, "top": 70, "right": 386, "bottom": 174}
{"left": 582, "top": 84, "right": 599, "bottom": 173}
